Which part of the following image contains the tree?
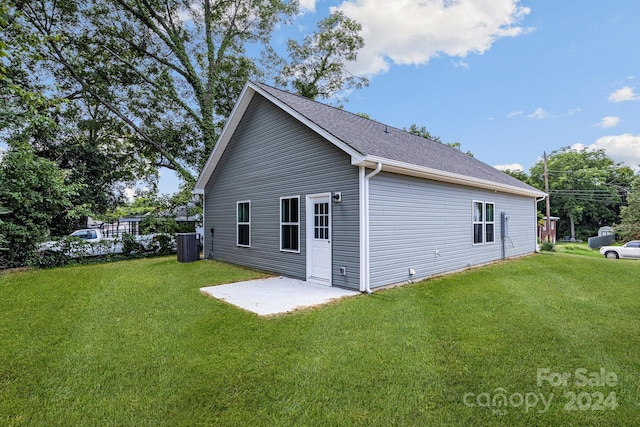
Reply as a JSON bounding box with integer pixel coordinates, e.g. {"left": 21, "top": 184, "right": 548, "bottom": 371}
{"left": 405, "top": 124, "right": 442, "bottom": 143}
{"left": 502, "top": 169, "right": 529, "bottom": 183}
{"left": 0, "top": 1, "right": 11, "bottom": 79}
{"left": 404, "top": 123, "right": 474, "bottom": 156}
{"left": 30, "top": 101, "right": 155, "bottom": 216}
{"left": 528, "top": 147, "right": 634, "bottom": 240}
{"left": 2, "top": 8, "right": 142, "bottom": 220}
{"left": 0, "top": 205, "right": 9, "bottom": 258}
{"left": 8, "top": 0, "right": 299, "bottom": 184}
{"left": 0, "top": 143, "right": 89, "bottom": 268}
{"left": 615, "top": 177, "right": 640, "bottom": 241}
{"left": 446, "top": 141, "right": 474, "bottom": 157}
{"left": 274, "top": 10, "right": 368, "bottom": 102}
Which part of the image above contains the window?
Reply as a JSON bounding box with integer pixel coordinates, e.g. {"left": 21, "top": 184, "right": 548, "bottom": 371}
{"left": 485, "top": 202, "right": 495, "bottom": 244}
{"left": 473, "top": 200, "right": 495, "bottom": 245}
{"left": 280, "top": 196, "right": 300, "bottom": 252}
{"left": 237, "top": 201, "right": 250, "bottom": 247}
{"left": 314, "top": 202, "right": 330, "bottom": 240}
{"left": 72, "top": 230, "right": 96, "bottom": 240}
{"left": 473, "top": 201, "right": 484, "bottom": 244}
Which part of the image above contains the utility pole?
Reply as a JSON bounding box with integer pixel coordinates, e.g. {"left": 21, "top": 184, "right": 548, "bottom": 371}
{"left": 543, "top": 151, "right": 552, "bottom": 242}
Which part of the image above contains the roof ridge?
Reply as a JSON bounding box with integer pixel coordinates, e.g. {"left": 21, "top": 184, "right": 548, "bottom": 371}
{"left": 250, "top": 80, "right": 443, "bottom": 144}
{"left": 247, "top": 80, "right": 543, "bottom": 196}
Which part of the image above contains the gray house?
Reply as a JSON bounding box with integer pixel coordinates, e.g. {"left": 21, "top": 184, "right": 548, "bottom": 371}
{"left": 194, "top": 81, "right": 546, "bottom": 292}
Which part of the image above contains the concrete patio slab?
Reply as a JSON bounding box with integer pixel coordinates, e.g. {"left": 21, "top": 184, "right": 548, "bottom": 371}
{"left": 200, "top": 276, "right": 360, "bottom": 316}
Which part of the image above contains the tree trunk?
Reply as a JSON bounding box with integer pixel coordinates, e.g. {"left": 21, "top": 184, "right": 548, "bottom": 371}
{"left": 569, "top": 215, "right": 576, "bottom": 242}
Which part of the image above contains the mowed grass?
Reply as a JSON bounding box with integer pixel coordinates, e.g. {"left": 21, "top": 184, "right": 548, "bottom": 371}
{"left": 554, "top": 241, "right": 602, "bottom": 257}
{"left": 1, "top": 253, "right": 639, "bottom": 426}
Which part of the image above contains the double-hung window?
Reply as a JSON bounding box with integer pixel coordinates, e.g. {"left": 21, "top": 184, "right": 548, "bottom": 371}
{"left": 473, "top": 201, "right": 484, "bottom": 244}
{"left": 485, "top": 202, "right": 495, "bottom": 244}
{"left": 237, "top": 201, "right": 250, "bottom": 247}
{"left": 280, "top": 196, "right": 300, "bottom": 252}
{"left": 473, "top": 201, "right": 495, "bottom": 245}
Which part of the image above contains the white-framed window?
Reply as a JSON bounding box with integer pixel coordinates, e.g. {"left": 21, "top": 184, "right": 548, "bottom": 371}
{"left": 473, "top": 200, "right": 495, "bottom": 245}
{"left": 485, "top": 202, "right": 495, "bottom": 244}
{"left": 237, "top": 201, "right": 250, "bottom": 247}
{"left": 280, "top": 196, "right": 300, "bottom": 252}
{"left": 473, "top": 201, "right": 484, "bottom": 244}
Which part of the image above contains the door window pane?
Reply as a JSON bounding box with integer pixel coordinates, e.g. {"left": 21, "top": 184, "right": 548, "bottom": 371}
{"left": 314, "top": 202, "right": 329, "bottom": 240}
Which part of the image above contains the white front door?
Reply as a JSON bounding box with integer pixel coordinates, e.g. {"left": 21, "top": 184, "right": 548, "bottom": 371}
{"left": 306, "top": 194, "right": 332, "bottom": 285}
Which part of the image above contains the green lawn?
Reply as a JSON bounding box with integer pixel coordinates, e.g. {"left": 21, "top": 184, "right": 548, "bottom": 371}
{"left": 554, "top": 241, "right": 603, "bottom": 257}
{"left": 1, "top": 253, "right": 639, "bottom": 426}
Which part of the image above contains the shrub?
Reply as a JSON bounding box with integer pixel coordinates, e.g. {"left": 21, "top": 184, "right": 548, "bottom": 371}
{"left": 140, "top": 214, "right": 177, "bottom": 235}
{"left": 121, "top": 233, "right": 138, "bottom": 255}
{"left": 155, "top": 234, "right": 175, "bottom": 256}
{"left": 540, "top": 240, "right": 555, "bottom": 252}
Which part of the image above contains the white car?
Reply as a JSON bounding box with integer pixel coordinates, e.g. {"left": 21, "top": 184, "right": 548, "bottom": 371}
{"left": 599, "top": 241, "right": 640, "bottom": 259}
{"left": 38, "top": 229, "right": 161, "bottom": 258}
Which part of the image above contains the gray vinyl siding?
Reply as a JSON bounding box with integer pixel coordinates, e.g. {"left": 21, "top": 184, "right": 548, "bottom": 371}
{"left": 203, "top": 94, "right": 360, "bottom": 290}
{"left": 369, "top": 172, "right": 537, "bottom": 288}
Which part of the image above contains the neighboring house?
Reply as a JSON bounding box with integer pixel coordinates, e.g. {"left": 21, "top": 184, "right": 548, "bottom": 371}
{"left": 538, "top": 216, "right": 560, "bottom": 243}
{"left": 194, "top": 81, "right": 546, "bottom": 292}
{"left": 598, "top": 226, "right": 614, "bottom": 237}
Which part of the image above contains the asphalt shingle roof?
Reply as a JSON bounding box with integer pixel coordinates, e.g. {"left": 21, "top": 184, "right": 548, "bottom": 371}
{"left": 253, "top": 81, "right": 540, "bottom": 193}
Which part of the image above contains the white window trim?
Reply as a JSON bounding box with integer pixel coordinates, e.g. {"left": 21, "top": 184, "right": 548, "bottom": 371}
{"left": 280, "top": 195, "right": 300, "bottom": 253}
{"left": 472, "top": 200, "right": 495, "bottom": 245}
{"left": 472, "top": 200, "right": 484, "bottom": 245}
{"left": 485, "top": 202, "right": 495, "bottom": 245}
{"left": 237, "top": 200, "right": 251, "bottom": 247}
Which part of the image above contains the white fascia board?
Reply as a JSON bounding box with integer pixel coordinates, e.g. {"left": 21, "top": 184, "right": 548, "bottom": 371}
{"left": 193, "top": 83, "right": 257, "bottom": 192}
{"left": 355, "top": 156, "right": 547, "bottom": 198}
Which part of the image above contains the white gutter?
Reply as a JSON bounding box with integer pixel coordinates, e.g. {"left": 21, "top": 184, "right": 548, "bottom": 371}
{"left": 354, "top": 156, "right": 546, "bottom": 199}
{"left": 360, "top": 162, "right": 383, "bottom": 294}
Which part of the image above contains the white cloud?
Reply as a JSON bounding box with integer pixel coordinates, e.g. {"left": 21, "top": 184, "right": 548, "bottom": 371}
{"left": 124, "top": 188, "right": 136, "bottom": 203}
{"left": 575, "top": 134, "right": 640, "bottom": 171}
{"left": 299, "top": 0, "right": 316, "bottom": 12}
{"left": 594, "top": 116, "right": 621, "bottom": 128}
{"left": 177, "top": 4, "right": 201, "bottom": 23}
{"left": 608, "top": 86, "right": 640, "bottom": 103}
{"left": 520, "top": 107, "right": 579, "bottom": 120}
{"left": 451, "top": 58, "right": 470, "bottom": 70}
{"left": 335, "top": 0, "right": 532, "bottom": 76}
{"left": 494, "top": 163, "right": 524, "bottom": 171}
{"left": 528, "top": 108, "right": 549, "bottom": 120}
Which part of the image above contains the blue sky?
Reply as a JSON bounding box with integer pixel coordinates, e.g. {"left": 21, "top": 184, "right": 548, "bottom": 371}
{"left": 3, "top": 1, "right": 633, "bottom": 196}
{"left": 156, "top": 0, "right": 640, "bottom": 195}
{"left": 2, "top": 2, "right": 637, "bottom": 196}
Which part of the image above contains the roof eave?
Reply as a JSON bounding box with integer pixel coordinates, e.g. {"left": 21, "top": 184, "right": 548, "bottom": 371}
{"left": 354, "top": 156, "right": 547, "bottom": 198}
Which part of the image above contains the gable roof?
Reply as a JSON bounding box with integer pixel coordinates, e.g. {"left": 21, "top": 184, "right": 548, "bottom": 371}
{"left": 195, "top": 81, "right": 545, "bottom": 198}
